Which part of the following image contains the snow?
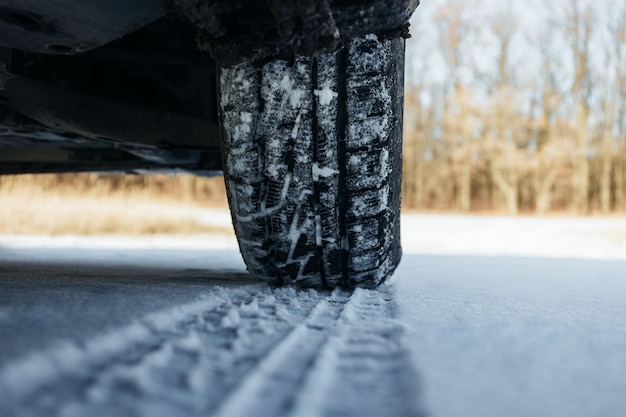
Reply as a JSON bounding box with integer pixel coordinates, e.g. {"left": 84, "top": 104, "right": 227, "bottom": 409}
{"left": 279, "top": 72, "right": 306, "bottom": 109}
{"left": 392, "top": 214, "right": 626, "bottom": 417}
{"left": 0, "top": 232, "right": 237, "bottom": 251}
{"left": 399, "top": 214, "right": 626, "bottom": 261}
{"left": 311, "top": 163, "right": 338, "bottom": 181}
{"left": 240, "top": 112, "right": 253, "bottom": 124}
{"left": 315, "top": 214, "right": 323, "bottom": 246}
{"left": 395, "top": 255, "right": 626, "bottom": 417}
{"left": 0, "top": 295, "right": 223, "bottom": 400}
{"left": 313, "top": 85, "right": 338, "bottom": 106}
{"left": 221, "top": 308, "right": 242, "bottom": 329}
{"left": 1, "top": 212, "right": 626, "bottom": 416}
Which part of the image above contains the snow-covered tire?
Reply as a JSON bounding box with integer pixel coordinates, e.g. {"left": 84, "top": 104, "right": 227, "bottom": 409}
{"left": 219, "top": 34, "right": 404, "bottom": 289}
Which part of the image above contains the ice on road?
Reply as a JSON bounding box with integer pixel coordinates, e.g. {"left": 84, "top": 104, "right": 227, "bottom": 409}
{"left": 1, "top": 213, "right": 626, "bottom": 417}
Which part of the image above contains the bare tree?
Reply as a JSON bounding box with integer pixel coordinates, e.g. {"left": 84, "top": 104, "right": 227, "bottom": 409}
{"left": 436, "top": 0, "right": 477, "bottom": 211}
{"left": 485, "top": 9, "right": 527, "bottom": 215}
{"left": 531, "top": 28, "right": 565, "bottom": 214}
{"left": 608, "top": 0, "right": 626, "bottom": 210}
{"left": 402, "top": 25, "right": 435, "bottom": 211}
{"left": 598, "top": 82, "right": 616, "bottom": 213}
{"left": 403, "top": 84, "right": 426, "bottom": 210}
{"left": 562, "top": 0, "right": 595, "bottom": 213}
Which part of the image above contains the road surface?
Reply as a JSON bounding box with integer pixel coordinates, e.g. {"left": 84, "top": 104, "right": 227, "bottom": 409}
{"left": 1, "top": 214, "right": 626, "bottom": 417}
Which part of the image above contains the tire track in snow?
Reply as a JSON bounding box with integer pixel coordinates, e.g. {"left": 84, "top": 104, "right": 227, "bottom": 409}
{"left": 0, "top": 285, "right": 322, "bottom": 417}
{"left": 211, "top": 286, "right": 423, "bottom": 417}
{"left": 288, "top": 285, "right": 424, "bottom": 417}
{"left": 211, "top": 288, "right": 351, "bottom": 417}
{"left": 0, "top": 285, "right": 422, "bottom": 417}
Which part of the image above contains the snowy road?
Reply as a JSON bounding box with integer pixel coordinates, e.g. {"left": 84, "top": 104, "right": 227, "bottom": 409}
{"left": 1, "top": 214, "right": 626, "bottom": 417}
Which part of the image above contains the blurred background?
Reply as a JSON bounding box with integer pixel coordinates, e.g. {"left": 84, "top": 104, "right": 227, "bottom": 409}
{"left": 0, "top": 174, "right": 229, "bottom": 235}
{"left": 403, "top": 0, "right": 626, "bottom": 215}
{"left": 1, "top": 0, "right": 625, "bottom": 236}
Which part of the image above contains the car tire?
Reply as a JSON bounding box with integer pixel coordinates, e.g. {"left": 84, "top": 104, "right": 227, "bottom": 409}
{"left": 218, "top": 33, "right": 404, "bottom": 289}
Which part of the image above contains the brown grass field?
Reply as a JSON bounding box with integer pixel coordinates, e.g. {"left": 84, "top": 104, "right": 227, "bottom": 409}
{"left": 3, "top": 172, "right": 624, "bottom": 236}
{"left": 0, "top": 174, "right": 232, "bottom": 235}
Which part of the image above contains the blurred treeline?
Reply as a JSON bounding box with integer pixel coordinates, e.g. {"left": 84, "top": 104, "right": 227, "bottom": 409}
{"left": 402, "top": 0, "right": 626, "bottom": 214}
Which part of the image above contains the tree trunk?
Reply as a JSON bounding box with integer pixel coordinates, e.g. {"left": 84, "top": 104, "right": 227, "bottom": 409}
{"left": 616, "top": 157, "right": 625, "bottom": 210}
{"left": 600, "top": 130, "right": 613, "bottom": 213}
{"left": 493, "top": 171, "right": 518, "bottom": 215}
{"left": 459, "top": 158, "right": 471, "bottom": 212}
{"left": 414, "top": 135, "right": 425, "bottom": 209}
{"left": 574, "top": 107, "right": 590, "bottom": 214}
{"left": 535, "top": 169, "right": 558, "bottom": 215}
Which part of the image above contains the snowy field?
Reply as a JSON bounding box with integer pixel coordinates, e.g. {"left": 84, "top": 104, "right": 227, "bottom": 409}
{"left": 1, "top": 212, "right": 626, "bottom": 417}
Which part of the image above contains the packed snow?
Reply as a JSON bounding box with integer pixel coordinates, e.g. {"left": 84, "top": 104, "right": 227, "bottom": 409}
{"left": 313, "top": 85, "right": 338, "bottom": 106}
{"left": 1, "top": 212, "right": 626, "bottom": 417}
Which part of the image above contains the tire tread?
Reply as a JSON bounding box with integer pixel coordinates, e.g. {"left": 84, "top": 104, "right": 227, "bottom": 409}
{"left": 219, "top": 34, "right": 404, "bottom": 288}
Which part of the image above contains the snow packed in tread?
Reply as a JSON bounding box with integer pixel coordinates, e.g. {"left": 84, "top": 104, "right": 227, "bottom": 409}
{"left": 219, "top": 34, "right": 404, "bottom": 288}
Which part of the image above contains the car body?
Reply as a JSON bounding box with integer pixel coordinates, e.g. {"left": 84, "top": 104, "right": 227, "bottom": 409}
{"left": 0, "top": 0, "right": 418, "bottom": 288}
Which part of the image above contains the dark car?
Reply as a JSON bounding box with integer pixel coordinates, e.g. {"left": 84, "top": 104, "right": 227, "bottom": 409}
{"left": 0, "top": 0, "right": 419, "bottom": 288}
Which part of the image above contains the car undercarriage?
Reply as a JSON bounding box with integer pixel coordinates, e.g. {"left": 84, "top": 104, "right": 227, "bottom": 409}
{"left": 0, "top": 0, "right": 418, "bottom": 288}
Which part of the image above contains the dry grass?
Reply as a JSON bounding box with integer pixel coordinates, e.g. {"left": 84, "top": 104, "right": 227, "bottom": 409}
{"left": 0, "top": 174, "right": 232, "bottom": 235}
